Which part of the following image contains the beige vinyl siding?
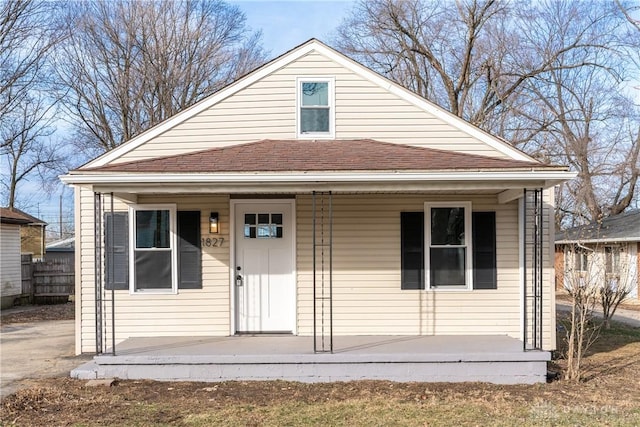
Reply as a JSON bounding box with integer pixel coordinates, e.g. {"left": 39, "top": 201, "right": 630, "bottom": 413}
{"left": 76, "top": 190, "right": 556, "bottom": 353}
{"left": 0, "top": 224, "right": 22, "bottom": 299}
{"left": 113, "top": 51, "right": 510, "bottom": 163}
{"left": 76, "top": 190, "right": 231, "bottom": 353}
{"left": 296, "top": 194, "right": 529, "bottom": 340}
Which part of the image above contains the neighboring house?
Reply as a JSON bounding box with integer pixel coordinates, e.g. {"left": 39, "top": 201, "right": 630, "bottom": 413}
{"left": 45, "top": 236, "right": 75, "bottom": 268}
{"left": 0, "top": 208, "right": 31, "bottom": 308}
{"left": 2, "top": 207, "right": 48, "bottom": 261}
{"left": 62, "top": 39, "right": 575, "bottom": 370}
{"left": 556, "top": 210, "right": 640, "bottom": 300}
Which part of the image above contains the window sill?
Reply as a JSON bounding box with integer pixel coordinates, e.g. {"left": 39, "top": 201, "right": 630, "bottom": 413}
{"left": 427, "top": 286, "right": 473, "bottom": 292}
{"left": 130, "top": 289, "right": 177, "bottom": 295}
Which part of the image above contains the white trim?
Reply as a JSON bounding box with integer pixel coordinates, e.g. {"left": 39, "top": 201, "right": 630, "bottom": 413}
{"left": 518, "top": 197, "right": 525, "bottom": 342}
{"left": 424, "top": 201, "right": 473, "bottom": 291}
{"left": 62, "top": 170, "right": 577, "bottom": 186}
{"left": 296, "top": 77, "right": 335, "bottom": 139}
{"left": 82, "top": 39, "right": 536, "bottom": 168}
{"left": 230, "top": 199, "right": 297, "bottom": 334}
{"left": 128, "top": 204, "right": 178, "bottom": 294}
{"left": 228, "top": 199, "right": 236, "bottom": 335}
{"left": 556, "top": 237, "right": 640, "bottom": 244}
{"left": 74, "top": 187, "right": 82, "bottom": 355}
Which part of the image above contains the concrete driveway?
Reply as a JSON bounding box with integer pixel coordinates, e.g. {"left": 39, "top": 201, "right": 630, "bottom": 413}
{"left": 0, "top": 319, "right": 89, "bottom": 398}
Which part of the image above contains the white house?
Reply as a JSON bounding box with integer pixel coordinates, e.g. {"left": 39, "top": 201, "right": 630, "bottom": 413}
{"left": 1, "top": 208, "right": 31, "bottom": 309}
{"left": 556, "top": 210, "right": 640, "bottom": 300}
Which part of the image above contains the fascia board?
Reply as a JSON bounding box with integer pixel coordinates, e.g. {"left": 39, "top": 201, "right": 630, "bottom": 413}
{"left": 61, "top": 170, "right": 577, "bottom": 185}
{"left": 556, "top": 237, "right": 640, "bottom": 244}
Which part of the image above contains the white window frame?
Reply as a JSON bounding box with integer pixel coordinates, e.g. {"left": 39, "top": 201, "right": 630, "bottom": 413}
{"left": 571, "top": 247, "right": 589, "bottom": 275}
{"left": 425, "top": 201, "right": 473, "bottom": 291}
{"left": 296, "top": 76, "right": 335, "bottom": 139}
{"left": 128, "top": 204, "right": 178, "bottom": 294}
{"left": 605, "top": 245, "right": 622, "bottom": 278}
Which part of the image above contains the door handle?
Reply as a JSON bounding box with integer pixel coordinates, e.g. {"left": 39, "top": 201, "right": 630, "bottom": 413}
{"left": 236, "top": 274, "right": 243, "bottom": 286}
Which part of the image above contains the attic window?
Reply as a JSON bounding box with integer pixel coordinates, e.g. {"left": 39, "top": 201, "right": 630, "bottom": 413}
{"left": 297, "top": 77, "right": 334, "bottom": 138}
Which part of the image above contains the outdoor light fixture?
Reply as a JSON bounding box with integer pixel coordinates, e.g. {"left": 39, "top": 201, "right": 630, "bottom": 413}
{"left": 209, "top": 212, "right": 219, "bottom": 234}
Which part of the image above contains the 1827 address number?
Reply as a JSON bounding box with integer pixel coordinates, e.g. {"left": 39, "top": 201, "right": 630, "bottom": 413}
{"left": 201, "top": 237, "right": 225, "bottom": 247}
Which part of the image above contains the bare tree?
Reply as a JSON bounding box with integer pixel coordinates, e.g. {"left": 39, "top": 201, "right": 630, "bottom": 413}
{"left": 335, "top": 1, "right": 623, "bottom": 128}
{"left": 334, "top": 0, "right": 639, "bottom": 224}
{"left": 0, "top": 0, "right": 65, "bottom": 208}
{"left": 54, "top": 0, "right": 267, "bottom": 156}
{"left": 600, "top": 246, "right": 636, "bottom": 329}
{"left": 528, "top": 62, "right": 640, "bottom": 225}
{"left": 0, "top": 0, "right": 60, "bottom": 135}
{"left": 560, "top": 244, "right": 602, "bottom": 381}
{"left": 0, "top": 94, "right": 62, "bottom": 207}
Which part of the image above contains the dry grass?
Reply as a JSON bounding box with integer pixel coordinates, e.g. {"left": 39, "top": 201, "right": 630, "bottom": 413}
{"left": 2, "top": 316, "right": 639, "bottom": 426}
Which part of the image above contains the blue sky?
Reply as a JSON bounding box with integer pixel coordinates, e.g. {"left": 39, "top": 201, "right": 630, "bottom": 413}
{"left": 231, "top": 0, "right": 355, "bottom": 57}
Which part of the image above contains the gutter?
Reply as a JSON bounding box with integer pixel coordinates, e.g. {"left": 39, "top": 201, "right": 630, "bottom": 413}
{"left": 60, "top": 170, "right": 577, "bottom": 187}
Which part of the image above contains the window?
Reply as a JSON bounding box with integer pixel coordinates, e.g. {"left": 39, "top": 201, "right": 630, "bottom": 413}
{"left": 605, "top": 246, "right": 621, "bottom": 277}
{"left": 106, "top": 208, "right": 201, "bottom": 292}
{"left": 130, "top": 205, "right": 177, "bottom": 292}
{"left": 573, "top": 247, "right": 589, "bottom": 273}
{"left": 244, "top": 213, "right": 283, "bottom": 238}
{"left": 400, "top": 207, "right": 495, "bottom": 291}
{"left": 297, "top": 77, "right": 334, "bottom": 137}
{"left": 426, "top": 202, "right": 472, "bottom": 289}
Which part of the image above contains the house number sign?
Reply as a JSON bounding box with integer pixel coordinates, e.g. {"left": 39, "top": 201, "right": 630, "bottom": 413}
{"left": 201, "top": 237, "right": 225, "bottom": 247}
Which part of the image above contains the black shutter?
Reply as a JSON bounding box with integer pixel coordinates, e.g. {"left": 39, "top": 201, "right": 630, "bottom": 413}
{"left": 178, "top": 211, "right": 202, "bottom": 289}
{"left": 105, "top": 212, "right": 128, "bottom": 290}
{"left": 473, "top": 211, "right": 497, "bottom": 289}
{"left": 401, "top": 212, "right": 424, "bottom": 290}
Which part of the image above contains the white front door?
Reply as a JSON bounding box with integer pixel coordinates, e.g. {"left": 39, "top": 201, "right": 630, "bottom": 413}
{"left": 234, "top": 201, "right": 295, "bottom": 333}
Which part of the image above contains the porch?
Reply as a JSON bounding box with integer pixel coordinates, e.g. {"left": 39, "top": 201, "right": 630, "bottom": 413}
{"left": 71, "top": 335, "right": 550, "bottom": 384}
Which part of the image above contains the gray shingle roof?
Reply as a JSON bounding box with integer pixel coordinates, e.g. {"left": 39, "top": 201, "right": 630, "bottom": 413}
{"left": 556, "top": 210, "right": 640, "bottom": 243}
{"left": 81, "top": 139, "right": 559, "bottom": 173}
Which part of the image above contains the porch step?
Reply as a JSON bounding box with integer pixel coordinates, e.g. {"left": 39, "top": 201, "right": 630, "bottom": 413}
{"left": 70, "top": 335, "right": 550, "bottom": 385}
{"left": 71, "top": 361, "right": 99, "bottom": 380}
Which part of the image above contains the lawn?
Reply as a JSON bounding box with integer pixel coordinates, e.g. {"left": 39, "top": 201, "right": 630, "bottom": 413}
{"left": 2, "top": 316, "right": 639, "bottom": 426}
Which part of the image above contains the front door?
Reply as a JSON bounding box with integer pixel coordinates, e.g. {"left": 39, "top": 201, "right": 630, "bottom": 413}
{"left": 234, "top": 201, "right": 295, "bottom": 333}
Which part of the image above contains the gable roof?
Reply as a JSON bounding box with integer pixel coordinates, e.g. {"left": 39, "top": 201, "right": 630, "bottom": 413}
{"left": 82, "top": 39, "right": 536, "bottom": 169}
{"left": 0, "top": 207, "right": 47, "bottom": 226}
{"left": 556, "top": 210, "right": 640, "bottom": 243}
{"left": 83, "top": 139, "right": 558, "bottom": 174}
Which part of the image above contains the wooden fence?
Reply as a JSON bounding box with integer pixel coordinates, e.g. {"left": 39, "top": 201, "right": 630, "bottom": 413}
{"left": 20, "top": 254, "right": 34, "bottom": 304}
{"left": 21, "top": 255, "right": 74, "bottom": 304}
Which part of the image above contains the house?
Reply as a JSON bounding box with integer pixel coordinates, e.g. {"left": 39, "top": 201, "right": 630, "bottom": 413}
{"left": 1, "top": 207, "right": 48, "bottom": 261}
{"left": 556, "top": 210, "right": 639, "bottom": 300}
{"left": 0, "top": 208, "right": 32, "bottom": 308}
{"left": 45, "top": 236, "right": 75, "bottom": 268}
{"left": 62, "top": 39, "right": 575, "bottom": 384}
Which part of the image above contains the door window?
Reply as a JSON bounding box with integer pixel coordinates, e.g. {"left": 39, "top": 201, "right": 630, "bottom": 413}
{"left": 244, "top": 213, "right": 283, "bottom": 238}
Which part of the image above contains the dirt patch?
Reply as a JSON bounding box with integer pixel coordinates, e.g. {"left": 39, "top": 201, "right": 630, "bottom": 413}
{"left": 0, "top": 303, "right": 74, "bottom": 325}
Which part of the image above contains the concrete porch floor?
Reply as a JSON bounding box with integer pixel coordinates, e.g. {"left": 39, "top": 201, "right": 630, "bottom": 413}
{"left": 72, "top": 335, "right": 550, "bottom": 384}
